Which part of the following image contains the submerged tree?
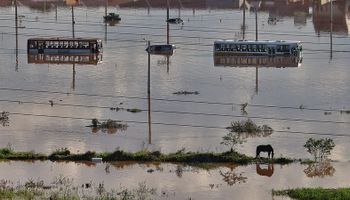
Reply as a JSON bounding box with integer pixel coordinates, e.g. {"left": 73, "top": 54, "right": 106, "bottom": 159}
{"left": 304, "top": 138, "right": 335, "bottom": 161}
{"left": 221, "top": 132, "right": 245, "bottom": 152}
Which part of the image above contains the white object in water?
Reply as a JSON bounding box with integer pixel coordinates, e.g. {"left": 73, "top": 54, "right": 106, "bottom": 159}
{"left": 92, "top": 157, "right": 102, "bottom": 163}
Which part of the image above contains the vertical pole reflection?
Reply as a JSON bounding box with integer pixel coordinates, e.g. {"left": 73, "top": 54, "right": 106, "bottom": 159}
{"left": 72, "top": 64, "right": 76, "bottom": 90}
{"left": 255, "top": 66, "right": 258, "bottom": 94}
{"left": 147, "top": 41, "right": 152, "bottom": 144}
{"left": 15, "top": 0, "right": 18, "bottom": 71}
{"left": 166, "top": 55, "right": 170, "bottom": 74}
{"left": 55, "top": 4, "right": 58, "bottom": 21}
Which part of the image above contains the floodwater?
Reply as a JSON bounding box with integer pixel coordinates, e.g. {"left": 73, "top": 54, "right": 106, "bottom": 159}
{"left": 0, "top": 160, "right": 349, "bottom": 200}
{"left": 0, "top": 0, "right": 350, "bottom": 163}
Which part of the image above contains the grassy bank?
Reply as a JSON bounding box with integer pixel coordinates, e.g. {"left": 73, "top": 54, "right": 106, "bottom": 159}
{"left": 0, "top": 147, "right": 293, "bottom": 164}
{"left": 272, "top": 188, "right": 350, "bottom": 200}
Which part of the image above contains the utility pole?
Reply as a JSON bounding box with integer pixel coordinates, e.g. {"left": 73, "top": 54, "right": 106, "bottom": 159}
{"left": 166, "top": 0, "right": 170, "bottom": 44}
{"left": 147, "top": 41, "right": 152, "bottom": 144}
{"left": 104, "top": 0, "right": 108, "bottom": 43}
{"left": 55, "top": 4, "right": 58, "bottom": 21}
{"left": 330, "top": 0, "right": 333, "bottom": 59}
{"left": 71, "top": 6, "right": 75, "bottom": 38}
{"left": 15, "top": 0, "right": 18, "bottom": 71}
{"left": 242, "top": 0, "right": 246, "bottom": 40}
{"left": 255, "top": 7, "right": 258, "bottom": 41}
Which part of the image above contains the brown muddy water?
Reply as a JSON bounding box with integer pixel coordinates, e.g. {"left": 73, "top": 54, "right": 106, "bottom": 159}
{"left": 0, "top": 160, "right": 349, "bottom": 200}
{"left": 0, "top": 0, "right": 350, "bottom": 162}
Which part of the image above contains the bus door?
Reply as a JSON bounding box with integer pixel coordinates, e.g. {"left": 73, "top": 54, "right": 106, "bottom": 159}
{"left": 90, "top": 42, "right": 97, "bottom": 53}
{"left": 38, "top": 41, "right": 44, "bottom": 54}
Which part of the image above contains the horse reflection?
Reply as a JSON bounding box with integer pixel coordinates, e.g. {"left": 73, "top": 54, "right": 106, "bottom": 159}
{"left": 256, "top": 144, "right": 274, "bottom": 159}
{"left": 256, "top": 164, "right": 274, "bottom": 177}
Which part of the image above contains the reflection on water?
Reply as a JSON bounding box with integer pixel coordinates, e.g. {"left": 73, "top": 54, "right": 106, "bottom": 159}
{"left": 313, "top": 0, "right": 350, "bottom": 34}
{"left": 27, "top": 54, "right": 102, "bottom": 65}
{"left": 0, "top": 161, "right": 349, "bottom": 200}
{"left": 214, "top": 55, "right": 302, "bottom": 68}
{"left": 1, "top": 0, "right": 350, "bottom": 162}
{"left": 304, "top": 161, "right": 336, "bottom": 178}
{"left": 256, "top": 163, "right": 274, "bottom": 177}
{"left": 219, "top": 166, "right": 247, "bottom": 186}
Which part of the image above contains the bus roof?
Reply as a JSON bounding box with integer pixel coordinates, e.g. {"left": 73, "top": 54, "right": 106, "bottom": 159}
{"left": 214, "top": 39, "right": 301, "bottom": 44}
{"left": 28, "top": 37, "right": 102, "bottom": 42}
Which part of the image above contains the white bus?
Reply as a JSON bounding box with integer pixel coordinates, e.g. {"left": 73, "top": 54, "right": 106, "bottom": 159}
{"left": 28, "top": 37, "right": 103, "bottom": 54}
{"left": 214, "top": 40, "right": 302, "bottom": 56}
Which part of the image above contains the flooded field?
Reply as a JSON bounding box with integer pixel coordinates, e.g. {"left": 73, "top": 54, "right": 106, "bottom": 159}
{"left": 0, "top": 0, "right": 350, "bottom": 164}
{"left": 0, "top": 160, "right": 349, "bottom": 199}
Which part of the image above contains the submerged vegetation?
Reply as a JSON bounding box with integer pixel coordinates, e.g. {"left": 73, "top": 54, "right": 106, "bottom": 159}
{"left": 0, "top": 177, "right": 157, "bottom": 200}
{"left": 89, "top": 119, "right": 128, "bottom": 133}
{"left": 226, "top": 119, "right": 273, "bottom": 136}
{"left": 0, "top": 147, "right": 293, "bottom": 165}
{"left": 110, "top": 107, "right": 143, "bottom": 113}
{"left": 173, "top": 91, "right": 199, "bottom": 95}
{"left": 304, "top": 138, "right": 335, "bottom": 161}
{"left": 272, "top": 188, "right": 350, "bottom": 200}
{"left": 0, "top": 111, "right": 9, "bottom": 127}
{"left": 224, "top": 119, "right": 274, "bottom": 148}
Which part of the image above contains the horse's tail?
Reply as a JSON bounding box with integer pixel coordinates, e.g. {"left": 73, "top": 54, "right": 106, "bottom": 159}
{"left": 256, "top": 147, "right": 259, "bottom": 158}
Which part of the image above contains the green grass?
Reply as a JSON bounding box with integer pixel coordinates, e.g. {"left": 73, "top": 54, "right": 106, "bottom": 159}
{"left": 272, "top": 188, "right": 350, "bottom": 200}
{"left": 0, "top": 147, "right": 294, "bottom": 165}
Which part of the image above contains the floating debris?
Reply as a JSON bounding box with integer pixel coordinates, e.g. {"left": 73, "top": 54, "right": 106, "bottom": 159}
{"left": 110, "top": 107, "right": 123, "bottom": 112}
{"left": 92, "top": 157, "right": 102, "bottom": 163}
{"left": 324, "top": 111, "right": 332, "bottom": 115}
{"left": 240, "top": 103, "right": 248, "bottom": 115}
{"left": 173, "top": 91, "right": 199, "bottom": 95}
{"left": 126, "top": 108, "right": 142, "bottom": 113}
{"left": 340, "top": 110, "right": 350, "bottom": 114}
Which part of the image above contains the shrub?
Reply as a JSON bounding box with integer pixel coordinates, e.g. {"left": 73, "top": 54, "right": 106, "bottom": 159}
{"left": 304, "top": 138, "right": 335, "bottom": 161}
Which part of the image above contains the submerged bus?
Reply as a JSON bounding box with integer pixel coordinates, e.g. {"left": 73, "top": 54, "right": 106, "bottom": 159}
{"left": 27, "top": 37, "right": 103, "bottom": 54}
{"left": 214, "top": 40, "right": 302, "bottom": 56}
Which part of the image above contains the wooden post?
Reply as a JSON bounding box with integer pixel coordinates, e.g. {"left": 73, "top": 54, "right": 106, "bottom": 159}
{"left": 147, "top": 41, "right": 152, "bottom": 144}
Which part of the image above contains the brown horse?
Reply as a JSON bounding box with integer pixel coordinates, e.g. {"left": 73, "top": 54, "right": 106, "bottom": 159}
{"left": 256, "top": 144, "right": 274, "bottom": 159}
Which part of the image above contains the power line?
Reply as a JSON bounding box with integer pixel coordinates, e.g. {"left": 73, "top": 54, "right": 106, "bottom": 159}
{"left": 6, "top": 111, "right": 350, "bottom": 138}
{"left": 0, "top": 87, "right": 348, "bottom": 113}
{"left": 0, "top": 99, "right": 349, "bottom": 125}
